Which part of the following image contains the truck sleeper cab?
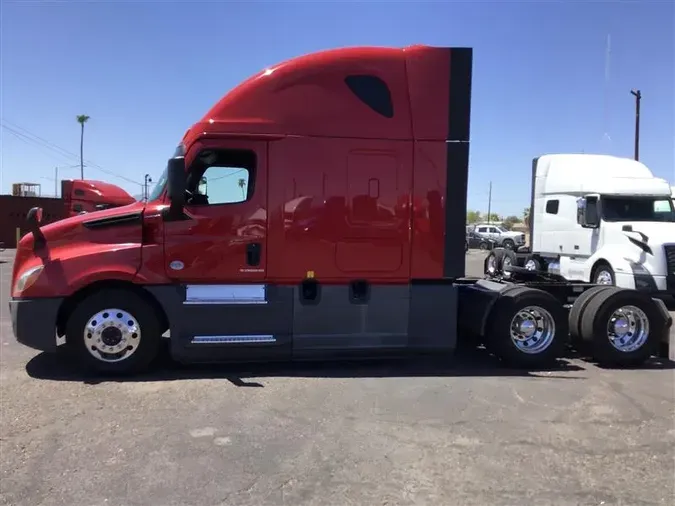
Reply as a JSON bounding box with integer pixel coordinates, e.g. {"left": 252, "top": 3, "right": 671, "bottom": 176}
{"left": 9, "top": 47, "right": 672, "bottom": 375}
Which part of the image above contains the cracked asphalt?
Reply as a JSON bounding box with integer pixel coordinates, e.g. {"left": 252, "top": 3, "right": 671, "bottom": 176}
{"left": 1, "top": 250, "right": 674, "bottom": 505}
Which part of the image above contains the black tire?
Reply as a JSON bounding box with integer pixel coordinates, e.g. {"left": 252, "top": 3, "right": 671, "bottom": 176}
{"left": 502, "top": 239, "right": 515, "bottom": 250}
{"left": 498, "top": 249, "right": 518, "bottom": 279}
{"left": 592, "top": 262, "right": 615, "bottom": 285}
{"left": 484, "top": 249, "right": 505, "bottom": 277}
{"left": 523, "top": 255, "right": 543, "bottom": 272}
{"left": 568, "top": 286, "right": 618, "bottom": 348}
{"left": 64, "top": 288, "right": 162, "bottom": 375}
{"left": 484, "top": 287, "right": 569, "bottom": 368}
{"left": 479, "top": 241, "right": 488, "bottom": 251}
{"left": 465, "top": 240, "right": 469, "bottom": 252}
{"left": 579, "top": 288, "right": 667, "bottom": 366}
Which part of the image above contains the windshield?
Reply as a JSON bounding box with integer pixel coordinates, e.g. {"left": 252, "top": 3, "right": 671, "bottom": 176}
{"left": 147, "top": 145, "right": 184, "bottom": 202}
{"left": 495, "top": 226, "right": 507, "bottom": 233}
{"left": 602, "top": 196, "right": 675, "bottom": 223}
{"left": 147, "top": 167, "right": 167, "bottom": 201}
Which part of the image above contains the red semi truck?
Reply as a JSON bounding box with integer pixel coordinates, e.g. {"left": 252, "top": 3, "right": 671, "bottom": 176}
{"left": 9, "top": 45, "right": 672, "bottom": 374}
{"left": 62, "top": 179, "right": 136, "bottom": 216}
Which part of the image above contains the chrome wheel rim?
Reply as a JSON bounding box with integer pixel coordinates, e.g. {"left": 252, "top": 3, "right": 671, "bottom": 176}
{"left": 84, "top": 308, "right": 141, "bottom": 363}
{"left": 525, "top": 259, "right": 537, "bottom": 271}
{"left": 502, "top": 257, "right": 513, "bottom": 279}
{"left": 595, "top": 270, "right": 613, "bottom": 285}
{"left": 509, "top": 306, "right": 556, "bottom": 354}
{"left": 607, "top": 305, "right": 649, "bottom": 353}
{"left": 486, "top": 254, "right": 497, "bottom": 275}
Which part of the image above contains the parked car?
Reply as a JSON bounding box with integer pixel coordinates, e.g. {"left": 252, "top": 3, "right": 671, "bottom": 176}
{"left": 473, "top": 223, "right": 525, "bottom": 249}
{"left": 466, "top": 231, "right": 493, "bottom": 250}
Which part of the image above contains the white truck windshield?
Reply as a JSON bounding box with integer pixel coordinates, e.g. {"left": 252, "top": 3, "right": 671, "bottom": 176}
{"left": 602, "top": 196, "right": 675, "bottom": 222}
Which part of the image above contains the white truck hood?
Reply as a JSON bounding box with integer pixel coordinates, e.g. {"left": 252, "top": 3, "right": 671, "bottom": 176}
{"left": 612, "top": 221, "right": 675, "bottom": 246}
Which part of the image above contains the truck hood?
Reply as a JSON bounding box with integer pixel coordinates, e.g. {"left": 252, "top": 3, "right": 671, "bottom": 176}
{"left": 13, "top": 200, "right": 149, "bottom": 298}
{"left": 17, "top": 200, "right": 146, "bottom": 255}
{"left": 606, "top": 221, "right": 675, "bottom": 246}
{"left": 40, "top": 200, "right": 146, "bottom": 245}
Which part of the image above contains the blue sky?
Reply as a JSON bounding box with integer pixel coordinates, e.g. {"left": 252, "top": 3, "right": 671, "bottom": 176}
{"left": 1, "top": 0, "right": 673, "bottom": 216}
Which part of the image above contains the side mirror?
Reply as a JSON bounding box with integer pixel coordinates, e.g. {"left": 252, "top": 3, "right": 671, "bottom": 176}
{"left": 27, "top": 207, "right": 43, "bottom": 227}
{"left": 26, "top": 207, "right": 46, "bottom": 249}
{"left": 166, "top": 156, "right": 186, "bottom": 217}
{"left": 576, "top": 197, "right": 600, "bottom": 228}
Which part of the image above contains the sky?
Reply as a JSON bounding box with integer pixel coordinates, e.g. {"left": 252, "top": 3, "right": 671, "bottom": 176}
{"left": 1, "top": 0, "right": 673, "bottom": 217}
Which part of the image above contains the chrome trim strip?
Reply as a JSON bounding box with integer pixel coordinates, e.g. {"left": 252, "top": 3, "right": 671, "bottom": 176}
{"left": 183, "top": 300, "right": 267, "bottom": 305}
{"left": 191, "top": 335, "right": 277, "bottom": 345}
{"left": 184, "top": 284, "right": 267, "bottom": 305}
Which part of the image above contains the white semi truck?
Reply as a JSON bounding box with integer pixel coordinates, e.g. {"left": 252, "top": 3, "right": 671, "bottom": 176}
{"left": 488, "top": 154, "right": 675, "bottom": 298}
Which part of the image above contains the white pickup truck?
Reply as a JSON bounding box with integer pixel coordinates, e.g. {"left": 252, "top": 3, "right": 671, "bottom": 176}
{"left": 471, "top": 223, "right": 526, "bottom": 250}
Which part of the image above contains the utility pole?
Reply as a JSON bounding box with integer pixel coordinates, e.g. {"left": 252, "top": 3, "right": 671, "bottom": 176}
{"left": 630, "top": 89, "right": 641, "bottom": 161}
{"left": 54, "top": 167, "right": 58, "bottom": 198}
{"left": 486, "top": 181, "right": 493, "bottom": 225}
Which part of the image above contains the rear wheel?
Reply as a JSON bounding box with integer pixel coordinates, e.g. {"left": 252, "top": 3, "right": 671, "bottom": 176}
{"left": 64, "top": 289, "right": 162, "bottom": 375}
{"left": 485, "top": 287, "right": 568, "bottom": 367}
{"left": 502, "top": 239, "right": 515, "bottom": 250}
{"left": 484, "top": 249, "right": 505, "bottom": 277}
{"left": 568, "top": 286, "right": 617, "bottom": 348}
{"left": 499, "top": 249, "right": 518, "bottom": 279}
{"left": 579, "top": 289, "right": 666, "bottom": 366}
{"left": 479, "top": 241, "right": 488, "bottom": 251}
{"left": 524, "top": 255, "right": 543, "bottom": 272}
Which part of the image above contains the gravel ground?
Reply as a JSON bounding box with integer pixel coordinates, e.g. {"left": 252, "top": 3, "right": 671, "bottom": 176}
{"left": 1, "top": 249, "right": 674, "bottom": 506}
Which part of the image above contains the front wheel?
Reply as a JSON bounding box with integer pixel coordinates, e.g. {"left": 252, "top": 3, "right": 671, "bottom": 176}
{"left": 64, "top": 289, "right": 162, "bottom": 375}
{"left": 593, "top": 263, "right": 615, "bottom": 285}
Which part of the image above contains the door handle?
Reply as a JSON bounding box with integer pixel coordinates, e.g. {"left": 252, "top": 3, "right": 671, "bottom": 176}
{"left": 246, "top": 242, "right": 261, "bottom": 266}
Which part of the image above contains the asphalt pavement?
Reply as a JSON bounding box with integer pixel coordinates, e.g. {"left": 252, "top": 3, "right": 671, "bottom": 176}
{"left": 1, "top": 249, "right": 674, "bottom": 506}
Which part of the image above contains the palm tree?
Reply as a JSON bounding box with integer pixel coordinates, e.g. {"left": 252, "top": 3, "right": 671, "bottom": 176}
{"left": 238, "top": 178, "right": 246, "bottom": 199}
{"left": 76, "top": 114, "right": 90, "bottom": 179}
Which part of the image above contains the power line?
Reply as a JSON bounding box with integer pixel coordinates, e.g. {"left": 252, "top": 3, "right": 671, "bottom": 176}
{"left": 1, "top": 119, "right": 143, "bottom": 187}
{"left": 3, "top": 126, "right": 76, "bottom": 164}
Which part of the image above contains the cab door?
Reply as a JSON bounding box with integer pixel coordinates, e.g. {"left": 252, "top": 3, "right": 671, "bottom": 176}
{"left": 163, "top": 138, "right": 268, "bottom": 283}
{"left": 163, "top": 138, "right": 293, "bottom": 362}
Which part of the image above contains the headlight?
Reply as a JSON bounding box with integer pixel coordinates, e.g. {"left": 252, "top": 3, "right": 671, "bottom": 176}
{"left": 13, "top": 265, "right": 44, "bottom": 295}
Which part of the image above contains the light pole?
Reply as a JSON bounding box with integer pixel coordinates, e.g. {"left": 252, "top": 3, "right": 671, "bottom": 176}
{"left": 144, "top": 174, "right": 153, "bottom": 201}
{"left": 630, "top": 89, "right": 641, "bottom": 161}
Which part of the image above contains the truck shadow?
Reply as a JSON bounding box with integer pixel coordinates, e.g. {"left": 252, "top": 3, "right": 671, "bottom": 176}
{"left": 25, "top": 345, "right": 592, "bottom": 386}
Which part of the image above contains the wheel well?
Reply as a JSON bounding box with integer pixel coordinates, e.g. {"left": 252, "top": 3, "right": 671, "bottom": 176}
{"left": 56, "top": 280, "right": 170, "bottom": 337}
{"left": 590, "top": 259, "right": 612, "bottom": 281}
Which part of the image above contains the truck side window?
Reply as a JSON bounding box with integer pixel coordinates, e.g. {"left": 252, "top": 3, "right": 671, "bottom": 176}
{"left": 187, "top": 149, "right": 256, "bottom": 206}
{"left": 198, "top": 166, "right": 251, "bottom": 205}
{"left": 345, "top": 75, "right": 394, "bottom": 118}
{"left": 74, "top": 189, "right": 85, "bottom": 197}
{"left": 477, "top": 227, "right": 487, "bottom": 233}
{"left": 545, "top": 199, "right": 559, "bottom": 214}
